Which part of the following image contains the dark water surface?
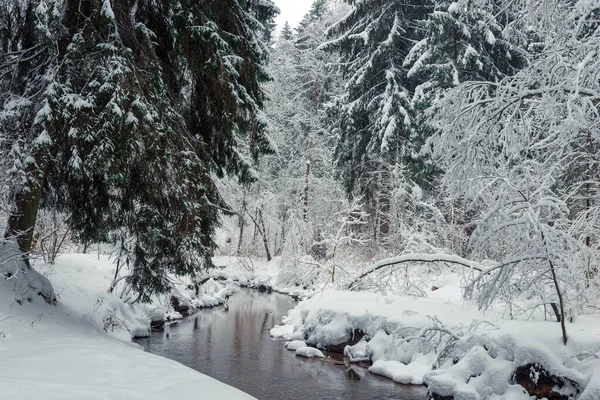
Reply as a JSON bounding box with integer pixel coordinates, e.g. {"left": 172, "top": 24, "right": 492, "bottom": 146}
{"left": 134, "top": 289, "right": 427, "bottom": 400}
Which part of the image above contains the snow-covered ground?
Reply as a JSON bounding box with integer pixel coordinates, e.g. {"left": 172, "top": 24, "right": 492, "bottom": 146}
{"left": 4, "top": 249, "right": 600, "bottom": 399}
{"left": 270, "top": 274, "right": 600, "bottom": 399}
{"left": 0, "top": 251, "right": 254, "bottom": 399}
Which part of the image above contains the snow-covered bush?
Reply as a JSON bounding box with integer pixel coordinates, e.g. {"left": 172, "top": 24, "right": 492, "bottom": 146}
{"left": 277, "top": 253, "right": 324, "bottom": 289}
{"left": 33, "top": 210, "right": 73, "bottom": 264}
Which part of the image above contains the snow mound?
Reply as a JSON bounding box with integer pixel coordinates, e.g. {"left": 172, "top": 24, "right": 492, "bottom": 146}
{"left": 171, "top": 277, "right": 232, "bottom": 312}
{"left": 93, "top": 293, "right": 151, "bottom": 340}
{"left": 285, "top": 340, "right": 306, "bottom": 350}
{"left": 369, "top": 352, "right": 436, "bottom": 385}
{"left": 0, "top": 239, "right": 55, "bottom": 305}
{"left": 296, "top": 346, "right": 325, "bottom": 358}
{"left": 270, "top": 323, "right": 294, "bottom": 339}
{"left": 424, "top": 345, "right": 515, "bottom": 398}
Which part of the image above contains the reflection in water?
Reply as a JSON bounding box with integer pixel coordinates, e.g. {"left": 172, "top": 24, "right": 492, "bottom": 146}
{"left": 134, "top": 289, "right": 427, "bottom": 400}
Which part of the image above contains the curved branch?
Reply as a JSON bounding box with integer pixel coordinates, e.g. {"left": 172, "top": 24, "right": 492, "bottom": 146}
{"left": 347, "top": 253, "right": 485, "bottom": 289}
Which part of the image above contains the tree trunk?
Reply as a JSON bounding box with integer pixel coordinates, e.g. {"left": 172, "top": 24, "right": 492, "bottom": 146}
{"left": 237, "top": 193, "right": 246, "bottom": 255}
{"left": 5, "top": 151, "right": 48, "bottom": 262}
{"left": 247, "top": 209, "right": 272, "bottom": 261}
{"left": 377, "top": 178, "right": 391, "bottom": 240}
{"left": 259, "top": 212, "right": 272, "bottom": 261}
{"left": 549, "top": 258, "right": 568, "bottom": 345}
{"left": 540, "top": 230, "right": 568, "bottom": 345}
{"left": 303, "top": 159, "right": 310, "bottom": 222}
{"left": 237, "top": 218, "right": 245, "bottom": 255}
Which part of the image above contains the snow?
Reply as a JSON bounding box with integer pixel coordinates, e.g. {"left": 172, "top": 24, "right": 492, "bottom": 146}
{"left": 448, "top": 2, "right": 459, "bottom": 14}
{"left": 380, "top": 115, "right": 397, "bottom": 153}
{"left": 270, "top": 285, "right": 600, "bottom": 398}
{"left": 4, "top": 247, "right": 600, "bottom": 399}
{"left": 39, "top": 253, "right": 231, "bottom": 341}
{"left": 285, "top": 340, "right": 307, "bottom": 350}
{"left": 270, "top": 323, "right": 294, "bottom": 339}
{"left": 0, "top": 239, "right": 55, "bottom": 305}
{"left": 370, "top": 353, "right": 436, "bottom": 385}
{"left": 486, "top": 29, "right": 496, "bottom": 45}
{"left": 101, "top": 0, "right": 115, "bottom": 20}
{"left": 33, "top": 129, "right": 52, "bottom": 146}
{"left": 34, "top": 100, "right": 52, "bottom": 124}
{"left": 579, "top": 356, "right": 600, "bottom": 400}
{"left": 295, "top": 346, "right": 325, "bottom": 358}
{"left": 0, "top": 251, "right": 255, "bottom": 399}
{"left": 407, "top": 49, "right": 431, "bottom": 78}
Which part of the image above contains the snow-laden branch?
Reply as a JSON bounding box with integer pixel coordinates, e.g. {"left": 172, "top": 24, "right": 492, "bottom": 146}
{"left": 348, "top": 253, "right": 485, "bottom": 290}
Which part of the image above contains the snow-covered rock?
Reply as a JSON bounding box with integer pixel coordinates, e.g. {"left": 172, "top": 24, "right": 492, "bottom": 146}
{"left": 172, "top": 277, "right": 232, "bottom": 312}
{"left": 296, "top": 346, "right": 325, "bottom": 358}
{"left": 270, "top": 323, "right": 294, "bottom": 339}
{"left": 285, "top": 340, "right": 306, "bottom": 351}
{"left": 369, "top": 353, "right": 436, "bottom": 385}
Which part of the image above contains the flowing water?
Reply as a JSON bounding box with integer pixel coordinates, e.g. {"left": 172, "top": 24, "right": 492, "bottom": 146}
{"left": 134, "top": 289, "right": 427, "bottom": 400}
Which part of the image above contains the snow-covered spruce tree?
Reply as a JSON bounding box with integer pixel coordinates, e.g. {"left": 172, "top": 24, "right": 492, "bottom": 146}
{"left": 0, "top": 0, "right": 277, "bottom": 301}
{"left": 405, "top": 0, "right": 528, "bottom": 185}
{"left": 405, "top": 0, "right": 527, "bottom": 102}
{"left": 0, "top": 0, "right": 61, "bottom": 255}
{"left": 297, "top": 0, "right": 329, "bottom": 32}
{"left": 429, "top": 0, "right": 600, "bottom": 343}
{"left": 323, "top": 0, "right": 433, "bottom": 241}
{"left": 280, "top": 21, "right": 294, "bottom": 40}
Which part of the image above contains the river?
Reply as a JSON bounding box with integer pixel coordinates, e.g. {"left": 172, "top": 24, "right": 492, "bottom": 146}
{"left": 134, "top": 288, "right": 427, "bottom": 400}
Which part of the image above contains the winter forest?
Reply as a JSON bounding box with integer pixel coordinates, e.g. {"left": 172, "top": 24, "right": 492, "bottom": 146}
{"left": 1, "top": 0, "right": 600, "bottom": 399}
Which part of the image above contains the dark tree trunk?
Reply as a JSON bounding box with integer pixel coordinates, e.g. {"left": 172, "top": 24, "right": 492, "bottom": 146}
{"left": 237, "top": 218, "right": 245, "bottom": 255}
{"left": 5, "top": 149, "right": 49, "bottom": 260}
{"left": 303, "top": 159, "right": 310, "bottom": 222}
{"left": 5, "top": 182, "right": 44, "bottom": 256}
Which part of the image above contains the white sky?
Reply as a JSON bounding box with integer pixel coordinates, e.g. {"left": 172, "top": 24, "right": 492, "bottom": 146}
{"left": 273, "top": 0, "right": 314, "bottom": 33}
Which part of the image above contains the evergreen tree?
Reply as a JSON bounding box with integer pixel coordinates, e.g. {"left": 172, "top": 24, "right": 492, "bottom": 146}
{"left": 404, "top": 0, "right": 528, "bottom": 186}
{"left": 0, "top": 0, "right": 277, "bottom": 300}
{"left": 324, "top": 0, "right": 432, "bottom": 237}
{"left": 280, "top": 21, "right": 294, "bottom": 40}
{"left": 298, "top": 0, "right": 329, "bottom": 32}
{"left": 405, "top": 0, "right": 528, "bottom": 108}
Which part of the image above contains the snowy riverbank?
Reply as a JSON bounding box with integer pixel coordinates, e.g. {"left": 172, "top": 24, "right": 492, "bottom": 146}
{"left": 270, "top": 277, "right": 600, "bottom": 399}
{"left": 210, "top": 255, "right": 316, "bottom": 299}
{"left": 5, "top": 250, "right": 600, "bottom": 399}
{"left": 0, "top": 251, "right": 254, "bottom": 399}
